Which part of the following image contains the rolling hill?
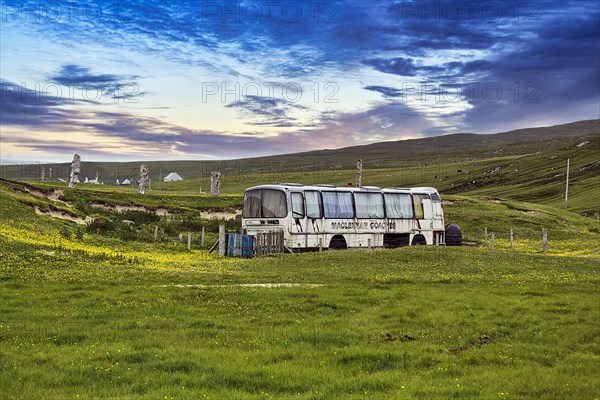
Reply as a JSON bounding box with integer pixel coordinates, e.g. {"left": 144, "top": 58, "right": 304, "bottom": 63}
{"left": 2, "top": 119, "right": 598, "bottom": 215}
{"left": 2, "top": 120, "right": 598, "bottom": 180}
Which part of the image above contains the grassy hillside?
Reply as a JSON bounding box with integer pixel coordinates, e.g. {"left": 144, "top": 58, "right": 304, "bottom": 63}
{"left": 1, "top": 178, "right": 599, "bottom": 399}
{"left": 111, "top": 135, "right": 599, "bottom": 216}
{"left": 3, "top": 120, "right": 597, "bottom": 217}
{"left": 2, "top": 119, "right": 597, "bottom": 179}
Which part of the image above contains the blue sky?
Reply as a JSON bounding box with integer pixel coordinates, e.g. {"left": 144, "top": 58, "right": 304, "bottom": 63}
{"left": 1, "top": 0, "right": 599, "bottom": 162}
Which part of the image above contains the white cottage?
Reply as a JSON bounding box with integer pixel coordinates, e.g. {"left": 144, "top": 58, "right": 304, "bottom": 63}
{"left": 163, "top": 172, "right": 183, "bottom": 182}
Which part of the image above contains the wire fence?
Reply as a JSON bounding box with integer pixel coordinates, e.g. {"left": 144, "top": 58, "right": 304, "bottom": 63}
{"left": 0, "top": 161, "right": 355, "bottom": 185}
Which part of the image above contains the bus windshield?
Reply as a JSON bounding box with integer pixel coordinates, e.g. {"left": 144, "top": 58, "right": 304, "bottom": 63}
{"left": 243, "top": 189, "right": 287, "bottom": 218}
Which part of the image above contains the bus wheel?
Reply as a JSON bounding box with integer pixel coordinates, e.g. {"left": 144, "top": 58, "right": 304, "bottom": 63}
{"left": 329, "top": 235, "right": 347, "bottom": 250}
{"left": 411, "top": 235, "right": 427, "bottom": 246}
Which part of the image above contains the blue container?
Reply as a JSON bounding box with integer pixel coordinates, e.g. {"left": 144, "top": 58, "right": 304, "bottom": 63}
{"left": 242, "top": 235, "right": 254, "bottom": 258}
{"left": 226, "top": 234, "right": 254, "bottom": 258}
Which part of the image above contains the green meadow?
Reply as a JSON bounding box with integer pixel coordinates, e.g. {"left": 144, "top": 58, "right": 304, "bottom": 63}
{"left": 1, "top": 173, "right": 599, "bottom": 399}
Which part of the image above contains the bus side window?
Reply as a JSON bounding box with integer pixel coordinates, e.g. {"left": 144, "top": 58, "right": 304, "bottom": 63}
{"left": 322, "top": 192, "right": 354, "bottom": 218}
{"left": 305, "top": 191, "right": 322, "bottom": 219}
{"left": 355, "top": 192, "right": 384, "bottom": 218}
{"left": 384, "top": 193, "right": 413, "bottom": 219}
{"left": 291, "top": 192, "right": 305, "bottom": 219}
{"left": 413, "top": 194, "right": 425, "bottom": 219}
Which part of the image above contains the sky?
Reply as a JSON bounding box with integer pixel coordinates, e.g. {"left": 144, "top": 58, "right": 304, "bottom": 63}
{"left": 1, "top": 0, "right": 599, "bottom": 162}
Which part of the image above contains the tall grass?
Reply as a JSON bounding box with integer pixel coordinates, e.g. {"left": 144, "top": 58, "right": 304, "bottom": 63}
{"left": 1, "top": 180, "right": 599, "bottom": 398}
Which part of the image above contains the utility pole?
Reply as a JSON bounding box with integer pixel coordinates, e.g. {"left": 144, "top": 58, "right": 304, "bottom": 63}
{"left": 565, "top": 158, "right": 570, "bottom": 209}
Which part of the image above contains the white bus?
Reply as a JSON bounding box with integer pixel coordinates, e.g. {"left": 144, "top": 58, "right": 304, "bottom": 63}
{"left": 242, "top": 184, "right": 446, "bottom": 251}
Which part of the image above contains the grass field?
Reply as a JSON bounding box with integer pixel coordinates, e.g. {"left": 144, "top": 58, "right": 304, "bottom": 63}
{"left": 1, "top": 177, "right": 599, "bottom": 399}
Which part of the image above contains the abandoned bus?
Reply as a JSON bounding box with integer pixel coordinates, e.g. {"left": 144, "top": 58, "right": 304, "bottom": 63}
{"left": 242, "top": 184, "right": 446, "bottom": 251}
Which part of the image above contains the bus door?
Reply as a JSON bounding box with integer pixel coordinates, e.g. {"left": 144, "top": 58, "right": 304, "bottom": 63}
{"left": 290, "top": 192, "right": 307, "bottom": 247}
{"left": 412, "top": 194, "right": 431, "bottom": 244}
{"left": 412, "top": 194, "right": 425, "bottom": 229}
{"left": 292, "top": 191, "right": 324, "bottom": 248}
{"left": 421, "top": 195, "right": 433, "bottom": 229}
{"left": 308, "top": 191, "right": 325, "bottom": 248}
{"left": 431, "top": 194, "right": 444, "bottom": 230}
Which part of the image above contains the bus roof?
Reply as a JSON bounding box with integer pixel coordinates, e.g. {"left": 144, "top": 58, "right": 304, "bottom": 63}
{"left": 244, "top": 184, "right": 436, "bottom": 194}
{"left": 409, "top": 187, "right": 440, "bottom": 194}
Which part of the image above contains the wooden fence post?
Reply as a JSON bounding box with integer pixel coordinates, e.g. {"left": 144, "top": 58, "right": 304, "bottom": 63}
{"left": 154, "top": 225, "right": 158, "bottom": 240}
{"left": 219, "top": 225, "right": 226, "bottom": 256}
{"left": 187, "top": 232, "right": 191, "bottom": 251}
{"left": 201, "top": 227, "right": 205, "bottom": 247}
{"left": 542, "top": 228, "right": 548, "bottom": 252}
{"left": 278, "top": 231, "right": 284, "bottom": 253}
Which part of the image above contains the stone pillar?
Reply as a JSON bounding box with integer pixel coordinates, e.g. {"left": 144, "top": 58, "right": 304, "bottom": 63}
{"left": 211, "top": 171, "right": 221, "bottom": 197}
{"left": 138, "top": 164, "right": 149, "bottom": 194}
{"left": 68, "top": 154, "right": 81, "bottom": 188}
{"left": 356, "top": 159, "right": 363, "bottom": 188}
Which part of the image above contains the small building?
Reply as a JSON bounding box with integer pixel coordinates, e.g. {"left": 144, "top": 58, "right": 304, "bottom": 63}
{"left": 163, "top": 172, "right": 183, "bottom": 182}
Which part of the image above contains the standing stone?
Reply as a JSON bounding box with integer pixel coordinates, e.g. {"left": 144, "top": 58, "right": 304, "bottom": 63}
{"left": 68, "top": 154, "right": 81, "bottom": 189}
{"left": 356, "top": 159, "right": 363, "bottom": 188}
{"left": 211, "top": 171, "right": 221, "bottom": 197}
{"left": 138, "top": 164, "right": 149, "bottom": 194}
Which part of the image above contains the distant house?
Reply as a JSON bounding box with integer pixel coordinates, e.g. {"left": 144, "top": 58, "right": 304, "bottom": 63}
{"left": 163, "top": 172, "right": 183, "bottom": 182}
{"left": 121, "top": 179, "right": 132, "bottom": 185}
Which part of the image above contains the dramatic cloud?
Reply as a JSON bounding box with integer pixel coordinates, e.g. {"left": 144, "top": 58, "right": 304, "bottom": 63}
{"left": 362, "top": 58, "right": 419, "bottom": 77}
{"left": 363, "top": 86, "right": 403, "bottom": 98}
{"left": 50, "top": 65, "right": 137, "bottom": 90}
{"left": 1, "top": 0, "right": 598, "bottom": 161}
{"left": 225, "top": 95, "right": 308, "bottom": 127}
